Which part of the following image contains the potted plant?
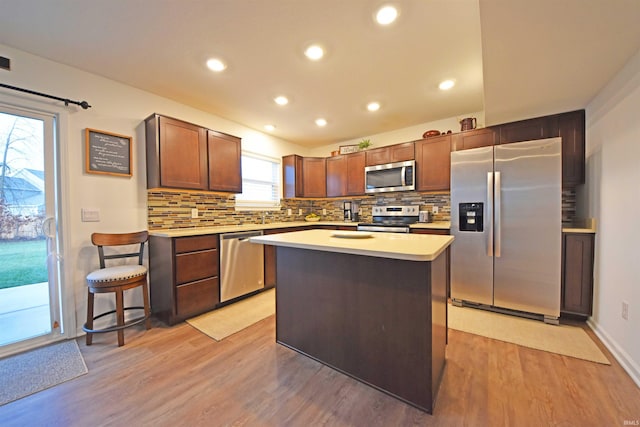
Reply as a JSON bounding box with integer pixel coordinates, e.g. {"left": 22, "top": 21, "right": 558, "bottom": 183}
{"left": 358, "top": 139, "right": 372, "bottom": 150}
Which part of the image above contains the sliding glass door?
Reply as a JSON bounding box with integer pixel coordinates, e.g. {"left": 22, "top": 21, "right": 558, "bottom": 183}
{"left": 0, "top": 105, "right": 63, "bottom": 355}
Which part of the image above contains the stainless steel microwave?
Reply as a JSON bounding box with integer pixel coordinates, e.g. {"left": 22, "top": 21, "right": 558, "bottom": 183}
{"left": 364, "top": 160, "right": 415, "bottom": 193}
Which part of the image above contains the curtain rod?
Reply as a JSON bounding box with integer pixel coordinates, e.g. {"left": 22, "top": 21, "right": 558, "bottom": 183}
{"left": 0, "top": 83, "right": 91, "bottom": 109}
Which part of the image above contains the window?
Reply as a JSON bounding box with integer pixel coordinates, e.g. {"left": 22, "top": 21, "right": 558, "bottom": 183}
{"left": 235, "top": 152, "right": 280, "bottom": 210}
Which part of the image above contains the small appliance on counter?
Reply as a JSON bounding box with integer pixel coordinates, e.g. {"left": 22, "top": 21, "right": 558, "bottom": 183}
{"left": 418, "top": 210, "right": 432, "bottom": 223}
{"left": 343, "top": 201, "right": 352, "bottom": 222}
{"left": 351, "top": 202, "right": 360, "bottom": 222}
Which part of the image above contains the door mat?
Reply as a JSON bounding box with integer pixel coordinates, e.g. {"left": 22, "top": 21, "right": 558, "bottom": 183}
{"left": 0, "top": 340, "right": 88, "bottom": 406}
{"left": 187, "top": 289, "right": 275, "bottom": 341}
{"left": 448, "top": 304, "right": 610, "bottom": 364}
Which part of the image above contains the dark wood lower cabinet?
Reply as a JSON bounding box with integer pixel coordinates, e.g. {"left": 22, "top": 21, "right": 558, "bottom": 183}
{"left": 410, "top": 228, "right": 450, "bottom": 235}
{"left": 561, "top": 233, "right": 595, "bottom": 317}
{"left": 149, "top": 235, "right": 220, "bottom": 325}
{"left": 263, "top": 227, "right": 308, "bottom": 288}
{"left": 275, "top": 245, "right": 448, "bottom": 413}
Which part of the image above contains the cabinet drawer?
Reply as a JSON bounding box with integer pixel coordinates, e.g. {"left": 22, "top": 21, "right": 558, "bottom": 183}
{"left": 176, "top": 277, "right": 219, "bottom": 318}
{"left": 175, "top": 235, "right": 218, "bottom": 253}
{"left": 176, "top": 249, "right": 218, "bottom": 284}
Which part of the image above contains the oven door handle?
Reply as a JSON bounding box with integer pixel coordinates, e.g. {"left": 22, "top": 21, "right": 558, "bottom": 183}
{"left": 401, "top": 166, "right": 406, "bottom": 186}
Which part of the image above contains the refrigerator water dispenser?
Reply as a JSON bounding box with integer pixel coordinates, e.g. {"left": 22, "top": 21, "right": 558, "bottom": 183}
{"left": 459, "top": 202, "right": 483, "bottom": 232}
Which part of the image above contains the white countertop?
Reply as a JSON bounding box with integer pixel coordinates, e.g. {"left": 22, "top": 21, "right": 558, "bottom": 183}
{"left": 562, "top": 218, "right": 597, "bottom": 234}
{"left": 410, "top": 221, "right": 451, "bottom": 230}
{"left": 149, "top": 221, "right": 334, "bottom": 237}
{"left": 249, "top": 229, "right": 454, "bottom": 262}
{"left": 148, "top": 220, "right": 450, "bottom": 238}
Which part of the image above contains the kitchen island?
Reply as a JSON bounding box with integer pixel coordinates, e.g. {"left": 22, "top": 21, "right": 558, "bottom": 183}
{"left": 250, "top": 229, "right": 453, "bottom": 413}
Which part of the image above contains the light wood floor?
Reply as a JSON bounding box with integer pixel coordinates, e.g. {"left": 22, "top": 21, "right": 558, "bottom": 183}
{"left": 1, "top": 315, "right": 639, "bottom": 426}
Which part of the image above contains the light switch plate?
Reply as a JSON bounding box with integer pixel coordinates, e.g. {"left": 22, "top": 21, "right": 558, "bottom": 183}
{"left": 191, "top": 208, "right": 199, "bottom": 218}
{"left": 81, "top": 208, "right": 100, "bottom": 222}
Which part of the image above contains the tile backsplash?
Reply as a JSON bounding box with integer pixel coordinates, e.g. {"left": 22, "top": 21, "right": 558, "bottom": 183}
{"left": 148, "top": 188, "right": 577, "bottom": 229}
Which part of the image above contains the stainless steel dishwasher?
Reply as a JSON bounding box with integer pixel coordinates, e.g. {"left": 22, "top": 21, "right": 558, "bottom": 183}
{"left": 220, "top": 230, "right": 265, "bottom": 302}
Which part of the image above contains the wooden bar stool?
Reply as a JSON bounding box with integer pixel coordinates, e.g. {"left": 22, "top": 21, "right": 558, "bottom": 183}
{"left": 83, "top": 231, "right": 152, "bottom": 346}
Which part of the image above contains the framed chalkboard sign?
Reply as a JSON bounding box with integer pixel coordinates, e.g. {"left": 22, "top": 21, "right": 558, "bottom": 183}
{"left": 85, "top": 128, "right": 132, "bottom": 177}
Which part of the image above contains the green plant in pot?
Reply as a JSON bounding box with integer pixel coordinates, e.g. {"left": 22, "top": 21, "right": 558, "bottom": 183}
{"left": 358, "top": 139, "right": 372, "bottom": 150}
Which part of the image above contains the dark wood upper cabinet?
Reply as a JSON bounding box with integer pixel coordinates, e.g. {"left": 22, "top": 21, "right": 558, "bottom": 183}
{"left": 326, "top": 151, "right": 365, "bottom": 197}
{"left": 207, "top": 130, "right": 242, "bottom": 193}
{"left": 326, "top": 155, "right": 347, "bottom": 197}
{"left": 558, "top": 110, "right": 585, "bottom": 187}
{"left": 146, "top": 114, "right": 208, "bottom": 190}
{"left": 415, "top": 135, "right": 451, "bottom": 191}
{"left": 284, "top": 110, "right": 585, "bottom": 198}
{"left": 145, "top": 114, "right": 242, "bottom": 192}
{"left": 453, "top": 110, "right": 585, "bottom": 187}
{"left": 345, "top": 151, "right": 366, "bottom": 195}
{"left": 302, "top": 157, "right": 327, "bottom": 197}
{"left": 282, "top": 155, "right": 326, "bottom": 198}
{"left": 365, "top": 142, "right": 415, "bottom": 166}
{"left": 282, "top": 155, "right": 304, "bottom": 198}
{"left": 451, "top": 127, "right": 497, "bottom": 151}
{"left": 497, "top": 115, "right": 558, "bottom": 144}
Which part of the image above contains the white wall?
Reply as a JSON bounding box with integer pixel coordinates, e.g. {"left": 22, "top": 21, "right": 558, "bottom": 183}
{"left": 582, "top": 47, "right": 640, "bottom": 386}
{"left": 0, "top": 44, "right": 310, "bottom": 336}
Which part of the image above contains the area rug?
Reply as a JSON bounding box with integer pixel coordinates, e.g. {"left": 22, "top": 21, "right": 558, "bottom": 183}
{"left": 448, "top": 304, "right": 610, "bottom": 364}
{"left": 0, "top": 340, "right": 88, "bottom": 406}
{"left": 187, "top": 289, "right": 275, "bottom": 341}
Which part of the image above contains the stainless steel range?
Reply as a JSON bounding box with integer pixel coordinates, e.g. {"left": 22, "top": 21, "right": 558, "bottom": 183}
{"left": 357, "top": 205, "right": 419, "bottom": 233}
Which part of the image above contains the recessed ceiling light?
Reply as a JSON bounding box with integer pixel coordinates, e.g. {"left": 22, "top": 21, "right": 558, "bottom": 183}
{"left": 439, "top": 79, "right": 455, "bottom": 90}
{"left": 274, "top": 96, "right": 289, "bottom": 106}
{"left": 367, "top": 102, "right": 380, "bottom": 112}
{"left": 206, "top": 58, "right": 226, "bottom": 72}
{"left": 305, "top": 44, "right": 324, "bottom": 61}
{"left": 315, "top": 118, "right": 327, "bottom": 127}
{"left": 375, "top": 5, "right": 398, "bottom": 25}
{"left": 264, "top": 124, "right": 275, "bottom": 131}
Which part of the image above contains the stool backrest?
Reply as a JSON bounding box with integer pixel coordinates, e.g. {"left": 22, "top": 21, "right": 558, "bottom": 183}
{"left": 91, "top": 231, "right": 149, "bottom": 269}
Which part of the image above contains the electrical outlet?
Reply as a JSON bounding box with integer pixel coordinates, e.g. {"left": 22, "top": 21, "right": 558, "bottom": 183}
{"left": 298, "top": 209, "right": 302, "bottom": 215}
{"left": 191, "top": 208, "right": 199, "bottom": 219}
{"left": 287, "top": 208, "right": 292, "bottom": 216}
{"left": 622, "top": 301, "right": 629, "bottom": 320}
{"left": 322, "top": 208, "right": 327, "bottom": 215}
{"left": 81, "top": 208, "right": 100, "bottom": 222}
{"left": 432, "top": 206, "right": 439, "bottom": 214}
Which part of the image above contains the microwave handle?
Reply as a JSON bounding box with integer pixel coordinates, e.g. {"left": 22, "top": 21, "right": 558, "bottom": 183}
{"left": 401, "top": 166, "right": 406, "bottom": 186}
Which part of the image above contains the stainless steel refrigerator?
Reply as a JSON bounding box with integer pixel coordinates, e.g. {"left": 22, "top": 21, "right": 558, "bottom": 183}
{"left": 450, "top": 137, "right": 562, "bottom": 323}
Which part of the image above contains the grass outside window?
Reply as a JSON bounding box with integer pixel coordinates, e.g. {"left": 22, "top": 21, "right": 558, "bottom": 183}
{"left": 0, "top": 239, "right": 47, "bottom": 289}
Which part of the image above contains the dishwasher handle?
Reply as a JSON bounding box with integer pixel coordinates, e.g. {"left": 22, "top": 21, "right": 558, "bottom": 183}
{"left": 220, "top": 230, "right": 264, "bottom": 241}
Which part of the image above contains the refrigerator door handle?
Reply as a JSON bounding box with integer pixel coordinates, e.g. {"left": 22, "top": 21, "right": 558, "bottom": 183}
{"left": 494, "top": 171, "right": 501, "bottom": 257}
{"left": 487, "top": 172, "right": 493, "bottom": 256}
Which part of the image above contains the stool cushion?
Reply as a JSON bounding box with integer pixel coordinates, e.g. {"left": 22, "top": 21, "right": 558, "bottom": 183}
{"left": 87, "top": 265, "right": 147, "bottom": 283}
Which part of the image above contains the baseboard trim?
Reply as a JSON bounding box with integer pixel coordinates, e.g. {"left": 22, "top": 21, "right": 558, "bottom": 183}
{"left": 587, "top": 318, "right": 640, "bottom": 388}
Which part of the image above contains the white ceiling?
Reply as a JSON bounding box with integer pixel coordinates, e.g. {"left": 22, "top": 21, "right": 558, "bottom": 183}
{"left": 0, "top": 0, "right": 639, "bottom": 147}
